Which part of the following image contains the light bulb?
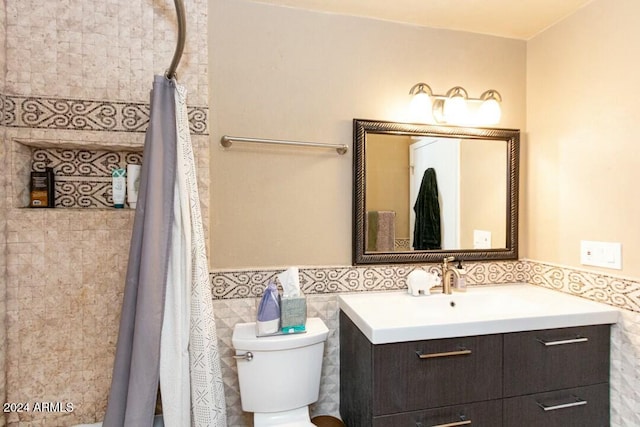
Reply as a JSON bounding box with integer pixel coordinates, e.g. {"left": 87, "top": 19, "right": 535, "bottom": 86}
{"left": 443, "top": 95, "right": 468, "bottom": 124}
{"left": 479, "top": 98, "right": 501, "bottom": 124}
{"left": 409, "top": 92, "right": 432, "bottom": 123}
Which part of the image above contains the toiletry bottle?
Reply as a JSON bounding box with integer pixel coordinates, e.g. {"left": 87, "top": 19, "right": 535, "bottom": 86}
{"left": 112, "top": 168, "right": 126, "bottom": 208}
{"left": 29, "top": 167, "right": 55, "bottom": 208}
{"left": 454, "top": 260, "right": 467, "bottom": 291}
{"left": 126, "top": 164, "right": 141, "bottom": 209}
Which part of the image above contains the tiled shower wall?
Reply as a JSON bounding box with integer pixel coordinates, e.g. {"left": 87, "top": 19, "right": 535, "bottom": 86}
{"left": 1, "top": 0, "right": 209, "bottom": 425}
{"left": 1, "top": 0, "right": 8, "bottom": 425}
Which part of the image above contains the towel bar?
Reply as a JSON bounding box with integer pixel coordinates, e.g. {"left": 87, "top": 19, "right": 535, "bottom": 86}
{"left": 220, "top": 135, "right": 348, "bottom": 155}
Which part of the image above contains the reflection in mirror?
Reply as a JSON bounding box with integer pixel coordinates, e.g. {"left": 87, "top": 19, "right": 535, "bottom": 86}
{"left": 366, "top": 134, "right": 507, "bottom": 251}
{"left": 354, "top": 119, "right": 519, "bottom": 265}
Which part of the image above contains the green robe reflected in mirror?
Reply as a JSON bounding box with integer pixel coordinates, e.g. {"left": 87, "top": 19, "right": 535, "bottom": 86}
{"left": 413, "top": 168, "right": 441, "bottom": 250}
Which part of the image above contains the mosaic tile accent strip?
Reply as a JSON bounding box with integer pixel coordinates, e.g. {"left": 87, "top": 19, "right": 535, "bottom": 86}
{"left": 1, "top": 94, "right": 208, "bottom": 135}
{"left": 210, "top": 260, "right": 639, "bottom": 313}
{"left": 32, "top": 149, "right": 142, "bottom": 176}
{"left": 210, "top": 260, "right": 527, "bottom": 299}
{"left": 31, "top": 148, "right": 142, "bottom": 208}
{"left": 525, "top": 260, "right": 640, "bottom": 313}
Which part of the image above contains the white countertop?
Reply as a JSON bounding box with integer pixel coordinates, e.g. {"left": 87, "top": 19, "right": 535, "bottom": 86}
{"left": 338, "top": 283, "right": 619, "bottom": 344}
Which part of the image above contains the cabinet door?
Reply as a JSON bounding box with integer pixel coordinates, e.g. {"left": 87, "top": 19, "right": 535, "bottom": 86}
{"left": 503, "top": 383, "right": 609, "bottom": 427}
{"left": 372, "top": 334, "right": 502, "bottom": 415}
{"left": 503, "top": 325, "right": 610, "bottom": 397}
{"left": 373, "top": 399, "right": 502, "bottom": 427}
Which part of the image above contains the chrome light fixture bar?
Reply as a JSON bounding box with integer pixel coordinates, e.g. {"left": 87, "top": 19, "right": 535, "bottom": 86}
{"left": 409, "top": 83, "right": 502, "bottom": 125}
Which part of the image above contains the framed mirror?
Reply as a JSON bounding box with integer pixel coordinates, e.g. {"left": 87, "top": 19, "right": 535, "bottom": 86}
{"left": 353, "top": 119, "right": 519, "bottom": 265}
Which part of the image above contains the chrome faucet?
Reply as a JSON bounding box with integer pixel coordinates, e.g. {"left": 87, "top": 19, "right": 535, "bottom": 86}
{"left": 441, "top": 256, "right": 461, "bottom": 294}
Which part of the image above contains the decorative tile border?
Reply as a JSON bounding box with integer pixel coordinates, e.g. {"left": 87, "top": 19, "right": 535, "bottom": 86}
{"left": 211, "top": 260, "right": 528, "bottom": 299}
{"left": 0, "top": 93, "right": 208, "bottom": 135}
{"left": 210, "top": 260, "right": 640, "bottom": 313}
{"left": 525, "top": 260, "right": 640, "bottom": 313}
{"left": 32, "top": 148, "right": 142, "bottom": 176}
{"left": 31, "top": 148, "right": 142, "bottom": 208}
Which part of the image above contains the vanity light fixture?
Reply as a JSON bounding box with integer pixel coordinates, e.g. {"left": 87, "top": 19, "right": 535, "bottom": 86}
{"left": 408, "top": 82, "right": 503, "bottom": 125}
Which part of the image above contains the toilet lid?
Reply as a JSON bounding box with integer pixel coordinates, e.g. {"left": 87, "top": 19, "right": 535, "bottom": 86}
{"left": 232, "top": 317, "right": 328, "bottom": 351}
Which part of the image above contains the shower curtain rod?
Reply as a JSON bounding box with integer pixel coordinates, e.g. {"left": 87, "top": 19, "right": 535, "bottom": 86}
{"left": 166, "top": 0, "right": 186, "bottom": 80}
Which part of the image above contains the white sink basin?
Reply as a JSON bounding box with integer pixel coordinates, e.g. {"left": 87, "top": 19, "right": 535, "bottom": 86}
{"left": 407, "top": 291, "right": 542, "bottom": 321}
{"left": 338, "top": 283, "right": 619, "bottom": 344}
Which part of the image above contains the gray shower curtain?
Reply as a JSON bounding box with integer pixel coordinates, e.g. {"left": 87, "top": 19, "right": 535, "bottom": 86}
{"left": 103, "top": 76, "right": 177, "bottom": 427}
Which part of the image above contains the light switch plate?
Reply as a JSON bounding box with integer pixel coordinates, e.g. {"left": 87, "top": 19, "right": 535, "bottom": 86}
{"left": 473, "top": 230, "right": 492, "bottom": 249}
{"left": 580, "top": 240, "right": 622, "bottom": 270}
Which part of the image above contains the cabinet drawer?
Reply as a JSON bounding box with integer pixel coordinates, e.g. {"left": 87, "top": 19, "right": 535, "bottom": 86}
{"left": 504, "top": 383, "right": 609, "bottom": 427}
{"left": 373, "top": 399, "right": 502, "bottom": 427}
{"left": 372, "top": 334, "right": 502, "bottom": 415}
{"left": 503, "top": 325, "right": 610, "bottom": 397}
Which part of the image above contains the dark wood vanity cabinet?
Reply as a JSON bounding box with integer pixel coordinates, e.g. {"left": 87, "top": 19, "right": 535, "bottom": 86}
{"left": 373, "top": 400, "right": 503, "bottom": 427}
{"left": 373, "top": 333, "right": 502, "bottom": 414}
{"left": 502, "top": 324, "right": 611, "bottom": 427}
{"left": 503, "top": 325, "right": 610, "bottom": 397}
{"left": 503, "top": 383, "right": 610, "bottom": 427}
{"left": 340, "top": 311, "right": 611, "bottom": 427}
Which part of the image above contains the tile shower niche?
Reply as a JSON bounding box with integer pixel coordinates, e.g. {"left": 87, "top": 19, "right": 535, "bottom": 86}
{"left": 13, "top": 139, "right": 143, "bottom": 209}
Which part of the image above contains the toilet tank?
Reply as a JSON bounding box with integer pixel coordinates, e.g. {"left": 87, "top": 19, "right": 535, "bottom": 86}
{"left": 232, "top": 317, "right": 329, "bottom": 413}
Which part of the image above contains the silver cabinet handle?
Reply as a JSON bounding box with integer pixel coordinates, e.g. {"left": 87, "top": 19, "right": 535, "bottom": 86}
{"left": 537, "top": 396, "right": 587, "bottom": 412}
{"left": 431, "top": 420, "right": 472, "bottom": 427}
{"left": 536, "top": 336, "right": 588, "bottom": 346}
{"left": 416, "top": 349, "right": 472, "bottom": 359}
{"left": 232, "top": 351, "right": 253, "bottom": 361}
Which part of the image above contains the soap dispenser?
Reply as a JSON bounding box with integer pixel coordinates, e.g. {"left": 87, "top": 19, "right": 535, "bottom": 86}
{"left": 454, "top": 260, "right": 467, "bottom": 292}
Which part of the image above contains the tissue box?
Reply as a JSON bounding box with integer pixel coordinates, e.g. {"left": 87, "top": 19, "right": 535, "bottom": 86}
{"left": 280, "top": 295, "right": 307, "bottom": 332}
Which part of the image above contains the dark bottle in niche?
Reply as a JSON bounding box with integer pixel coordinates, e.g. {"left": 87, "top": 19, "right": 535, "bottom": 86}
{"left": 29, "top": 167, "right": 55, "bottom": 208}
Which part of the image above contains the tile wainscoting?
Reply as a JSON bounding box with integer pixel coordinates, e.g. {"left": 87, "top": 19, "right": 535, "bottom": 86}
{"left": 211, "top": 260, "right": 640, "bottom": 427}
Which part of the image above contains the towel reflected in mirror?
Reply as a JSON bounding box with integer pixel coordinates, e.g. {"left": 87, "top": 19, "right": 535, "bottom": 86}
{"left": 366, "top": 210, "right": 396, "bottom": 252}
{"left": 413, "top": 168, "right": 442, "bottom": 250}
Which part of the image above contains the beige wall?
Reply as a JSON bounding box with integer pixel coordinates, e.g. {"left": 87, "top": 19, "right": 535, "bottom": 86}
{"left": 526, "top": 0, "right": 640, "bottom": 278}
{"left": 208, "top": 0, "right": 527, "bottom": 268}
{"left": 459, "top": 139, "right": 507, "bottom": 248}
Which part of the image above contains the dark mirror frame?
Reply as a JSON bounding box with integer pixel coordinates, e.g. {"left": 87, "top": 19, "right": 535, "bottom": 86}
{"left": 353, "top": 118, "right": 520, "bottom": 265}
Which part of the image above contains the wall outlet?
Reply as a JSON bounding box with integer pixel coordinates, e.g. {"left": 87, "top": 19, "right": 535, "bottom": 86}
{"left": 580, "top": 240, "right": 622, "bottom": 270}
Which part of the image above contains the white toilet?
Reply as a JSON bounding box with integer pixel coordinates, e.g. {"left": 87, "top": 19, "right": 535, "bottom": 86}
{"left": 232, "top": 317, "right": 329, "bottom": 426}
